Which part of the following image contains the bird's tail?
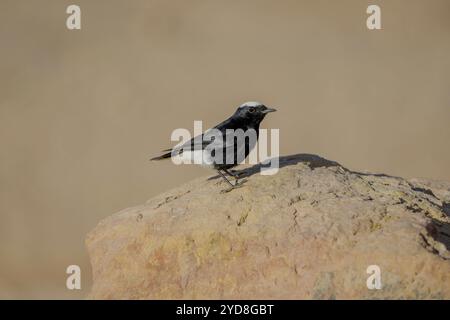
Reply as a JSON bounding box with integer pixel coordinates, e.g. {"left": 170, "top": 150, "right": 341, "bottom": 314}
{"left": 150, "top": 149, "right": 172, "bottom": 161}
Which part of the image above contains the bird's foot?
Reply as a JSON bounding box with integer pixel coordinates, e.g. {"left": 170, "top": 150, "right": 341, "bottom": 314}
{"left": 234, "top": 178, "right": 247, "bottom": 186}
{"left": 220, "top": 179, "right": 247, "bottom": 193}
{"left": 220, "top": 185, "right": 241, "bottom": 193}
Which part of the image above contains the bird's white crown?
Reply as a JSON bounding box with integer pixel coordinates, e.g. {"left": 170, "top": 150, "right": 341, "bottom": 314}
{"left": 239, "top": 101, "right": 263, "bottom": 108}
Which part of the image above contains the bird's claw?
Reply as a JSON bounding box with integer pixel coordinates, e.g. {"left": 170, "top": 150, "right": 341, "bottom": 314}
{"left": 234, "top": 178, "right": 247, "bottom": 186}
{"left": 220, "top": 179, "right": 247, "bottom": 193}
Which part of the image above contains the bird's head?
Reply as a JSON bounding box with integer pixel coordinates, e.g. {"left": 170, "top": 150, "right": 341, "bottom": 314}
{"left": 233, "top": 101, "right": 277, "bottom": 125}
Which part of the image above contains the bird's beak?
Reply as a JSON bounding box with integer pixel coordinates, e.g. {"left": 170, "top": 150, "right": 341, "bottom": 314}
{"left": 262, "top": 107, "right": 277, "bottom": 114}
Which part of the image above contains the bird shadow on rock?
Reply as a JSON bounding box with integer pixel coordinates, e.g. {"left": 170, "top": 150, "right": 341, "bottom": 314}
{"left": 208, "top": 153, "right": 398, "bottom": 182}
{"left": 208, "top": 153, "right": 343, "bottom": 182}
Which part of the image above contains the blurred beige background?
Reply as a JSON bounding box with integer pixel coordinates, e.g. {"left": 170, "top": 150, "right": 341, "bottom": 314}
{"left": 1, "top": 0, "right": 449, "bottom": 299}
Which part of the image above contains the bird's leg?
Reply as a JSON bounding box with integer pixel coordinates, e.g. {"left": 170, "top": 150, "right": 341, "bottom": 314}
{"left": 217, "top": 170, "right": 235, "bottom": 188}
{"left": 223, "top": 168, "right": 239, "bottom": 181}
{"left": 223, "top": 168, "right": 247, "bottom": 187}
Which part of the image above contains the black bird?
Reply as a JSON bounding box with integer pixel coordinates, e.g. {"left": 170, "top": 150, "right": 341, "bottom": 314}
{"left": 151, "top": 102, "right": 276, "bottom": 188}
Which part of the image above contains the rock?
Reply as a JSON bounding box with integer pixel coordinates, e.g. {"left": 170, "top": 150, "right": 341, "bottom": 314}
{"left": 86, "top": 154, "right": 450, "bottom": 299}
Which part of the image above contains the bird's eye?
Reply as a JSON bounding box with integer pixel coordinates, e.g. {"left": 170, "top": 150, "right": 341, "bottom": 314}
{"left": 248, "top": 107, "right": 255, "bottom": 113}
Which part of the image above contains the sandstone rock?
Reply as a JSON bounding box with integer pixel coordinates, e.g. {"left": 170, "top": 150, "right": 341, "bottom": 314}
{"left": 86, "top": 154, "right": 450, "bottom": 299}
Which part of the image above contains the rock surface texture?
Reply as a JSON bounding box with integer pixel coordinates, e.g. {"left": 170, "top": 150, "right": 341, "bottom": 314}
{"left": 87, "top": 154, "right": 450, "bottom": 299}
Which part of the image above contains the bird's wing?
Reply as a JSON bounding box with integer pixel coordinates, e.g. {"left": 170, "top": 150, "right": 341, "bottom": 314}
{"left": 221, "top": 132, "right": 257, "bottom": 164}
{"left": 151, "top": 131, "right": 236, "bottom": 162}
{"left": 164, "top": 114, "right": 236, "bottom": 154}
{"left": 169, "top": 129, "right": 234, "bottom": 155}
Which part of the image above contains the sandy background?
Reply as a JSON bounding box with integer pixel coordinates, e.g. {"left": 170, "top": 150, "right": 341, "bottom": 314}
{"left": 0, "top": 0, "right": 449, "bottom": 299}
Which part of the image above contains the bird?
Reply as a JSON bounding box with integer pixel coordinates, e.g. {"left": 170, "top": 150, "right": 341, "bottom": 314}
{"left": 151, "top": 101, "right": 277, "bottom": 189}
